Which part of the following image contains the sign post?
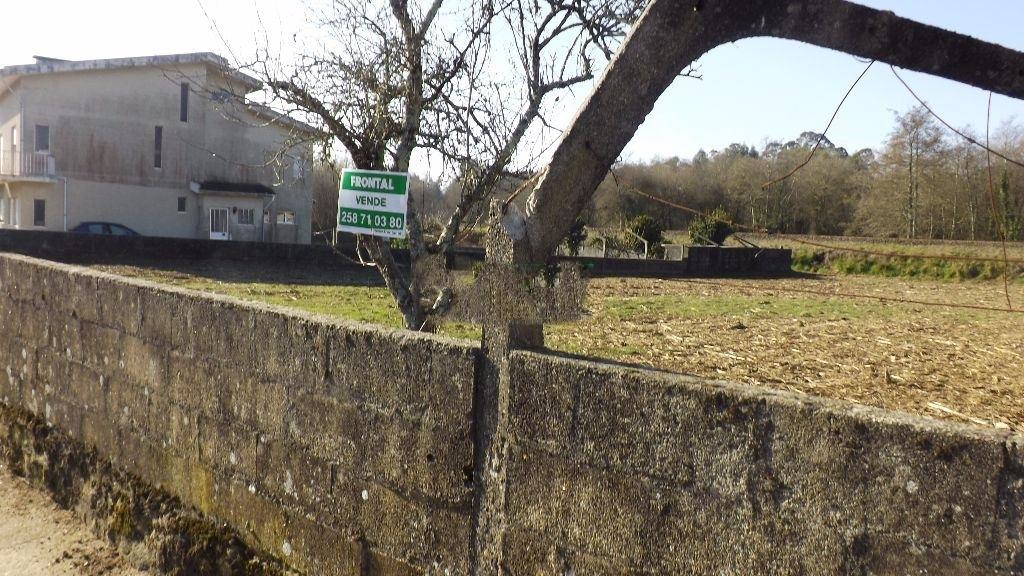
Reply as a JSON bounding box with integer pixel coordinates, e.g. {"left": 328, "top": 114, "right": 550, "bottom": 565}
{"left": 337, "top": 169, "right": 409, "bottom": 239}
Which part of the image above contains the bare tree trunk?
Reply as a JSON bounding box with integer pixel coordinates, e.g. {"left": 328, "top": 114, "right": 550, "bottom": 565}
{"left": 907, "top": 148, "right": 916, "bottom": 239}
{"left": 362, "top": 236, "right": 426, "bottom": 329}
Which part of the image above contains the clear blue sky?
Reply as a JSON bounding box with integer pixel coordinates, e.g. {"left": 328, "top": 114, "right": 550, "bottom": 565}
{"left": 624, "top": 0, "right": 1024, "bottom": 162}
{"left": 2, "top": 1, "right": 1022, "bottom": 166}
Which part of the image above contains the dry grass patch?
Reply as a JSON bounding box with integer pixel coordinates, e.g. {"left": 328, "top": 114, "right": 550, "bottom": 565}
{"left": 95, "top": 261, "right": 1024, "bottom": 432}
{"left": 548, "top": 275, "right": 1024, "bottom": 431}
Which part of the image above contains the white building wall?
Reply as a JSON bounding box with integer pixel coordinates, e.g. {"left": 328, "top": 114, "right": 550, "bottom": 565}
{"left": 0, "top": 57, "right": 314, "bottom": 243}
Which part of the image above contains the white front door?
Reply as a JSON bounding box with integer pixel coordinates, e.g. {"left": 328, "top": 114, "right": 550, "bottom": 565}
{"left": 210, "top": 208, "right": 229, "bottom": 240}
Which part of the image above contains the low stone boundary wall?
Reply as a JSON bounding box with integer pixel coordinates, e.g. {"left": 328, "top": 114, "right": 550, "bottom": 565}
{"left": 505, "top": 352, "right": 1024, "bottom": 574}
{"left": 443, "top": 246, "right": 794, "bottom": 278}
{"left": 0, "top": 230, "right": 793, "bottom": 279}
{"left": 0, "top": 229, "right": 358, "bottom": 265}
{"left": 0, "top": 252, "right": 477, "bottom": 574}
{"left": 684, "top": 246, "right": 793, "bottom": 276}
{"left": 0, "top": 250, "right": 1020, "bottom": 575}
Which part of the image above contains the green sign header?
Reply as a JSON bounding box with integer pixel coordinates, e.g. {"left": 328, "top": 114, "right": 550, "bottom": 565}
{"left": 341, "top": 171, "right": 409, "bottom": 195}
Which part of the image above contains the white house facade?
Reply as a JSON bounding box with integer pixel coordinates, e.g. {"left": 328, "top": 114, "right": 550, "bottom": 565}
{"left": 0, "top": 53, "right": 316, "bottom": 244}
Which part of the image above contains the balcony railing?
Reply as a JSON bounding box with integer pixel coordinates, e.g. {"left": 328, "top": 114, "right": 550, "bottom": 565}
{"left": 199, "top": 160, "right": 282, "bottom": 187}
{"left": 0, "top": 151, "right": 56, "bottom": 178}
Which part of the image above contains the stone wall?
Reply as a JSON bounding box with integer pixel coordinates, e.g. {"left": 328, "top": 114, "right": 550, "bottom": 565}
{"left": 504, "top": 351, "right": 1024, "bottom": 575}
{"left": 0, "top": 230, "right": 793, "bottom": 279}
{"left": 0, "top": 229, "right": 357, "bottom": 265}
{"left": 1, "top": 250, "right": 1022, "bottom": 575}
{"left": 0, "top": 252, "right": 478, "bottom": 574}
{"left": 684, "top": 246, "right": 793, "bottom": 276}
{"left": 440, "top": 246, "right": 795, "bottom": 278}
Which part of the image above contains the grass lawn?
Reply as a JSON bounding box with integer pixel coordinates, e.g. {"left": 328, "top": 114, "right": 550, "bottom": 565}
{"left": 728, "top": 234, "right": 1024, "bottom": 281}
{"left": 95, "top": 261, "right": 482, "bottom": 340}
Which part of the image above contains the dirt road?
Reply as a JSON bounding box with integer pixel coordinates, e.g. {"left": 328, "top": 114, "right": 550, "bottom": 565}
{"left": 0, "top": 466, "right": 145, "bottom": 576}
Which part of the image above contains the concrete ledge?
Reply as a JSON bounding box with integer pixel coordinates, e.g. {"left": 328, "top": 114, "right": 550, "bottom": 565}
{"left": 505, "top": 350, "right": 1024, "bottom": 575}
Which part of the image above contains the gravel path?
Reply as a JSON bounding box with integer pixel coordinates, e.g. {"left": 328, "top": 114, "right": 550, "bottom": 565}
{"left": 0, "top": 466, "right": 146, "bottom": 576}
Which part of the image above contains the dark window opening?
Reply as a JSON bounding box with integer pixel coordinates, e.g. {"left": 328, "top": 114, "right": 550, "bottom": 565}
{"left": 33, "top": 199, "right": 45, "bottom": 227}
{"left": 180, "top": 83, "right": 190, "bottom": 123}
{"left": 177, "top": 196, "right": 187, "bottom": 213}
{"left": 154, "top": 126, "right": 163, "bottom": 169}
{"left": 35, "top": 125, "right": 49, "bottom": 153}
{"left": 276, "top": 210, "right": 295, "bottom": 225}
{"left": 238, "top": 208, "right": 255, "bottom": 225}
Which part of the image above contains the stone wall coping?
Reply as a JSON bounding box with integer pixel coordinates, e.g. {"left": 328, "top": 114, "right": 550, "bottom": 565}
{"left": 512, "top": 349, "right": 1024, "bottom": 445}
{"left": 0, "top": 251, "right": 479, "bottom": 352}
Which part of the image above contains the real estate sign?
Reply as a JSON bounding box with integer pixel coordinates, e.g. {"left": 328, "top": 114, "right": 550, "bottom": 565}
{"left": 337, "top": 169, "right": 409, "bottom": 239}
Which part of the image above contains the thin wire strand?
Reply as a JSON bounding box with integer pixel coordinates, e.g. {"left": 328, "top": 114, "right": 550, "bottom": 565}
{"left": 985, "top": 91, "right": 1014, "bottom": 309}
{"left": 748, "top": 234, "right": 1024, "bottom": 265}
{"left": 762, "top": 60, "right": 875, "bottom": 190}
{"left": 891, "top": 66, "right": 1024, "bottom": 171}
{"left": 448, "top": 167, "right": 551, "bottom": 246}
{"left": 623, "top": 187, "right": 1024, "bottom": 265}
{"left": 674, "top": 278, "right": 1024, "bottom": 315}
{"left": 502, "top": 166, "right": 549, "bottom": 211}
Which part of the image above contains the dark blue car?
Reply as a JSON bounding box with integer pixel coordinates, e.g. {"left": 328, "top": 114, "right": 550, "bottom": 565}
{"left": 71, "top": 222, "right": 141, "bottom": 236}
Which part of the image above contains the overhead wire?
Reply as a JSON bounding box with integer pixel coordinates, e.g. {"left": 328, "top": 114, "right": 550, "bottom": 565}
{"left": 888, "top": 66, "right": 1019, "bottom": 309}
{"left": 761, "top": 59, "right": 875, "bottom": 190}
{"left": 621, "top": 187, "right": 1022, "bottom": 316}
{"left": 609, "top": 58, "right": 1024, "bottom": 313}
{"left": 985, "top": 92, "right": 1014, "bottom": 309}
{"left": 624, "top": 187, "right": 1024, "bottom": 265}
{"left": 673, "top": 278, "right": 1024, "bottom": 315}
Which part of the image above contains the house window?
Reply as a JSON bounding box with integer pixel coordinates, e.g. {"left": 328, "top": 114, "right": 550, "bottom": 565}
{"left": 154, "top": 126, "right": 163, "bottom": 168}
{"left": 238, "top": 208, "right": 255, "bottom": 226}
{"left": 276, "top": 210, "right": 295, "bottom": 225}
{"left": 180, "top": 83, "right": 190, "bottom": 123}
{"left": 33, "top": 199, "right": 45, "bottom": 227}
{"left": 10, "top": 198, "right": 19, "bottom": 227}
{"left": 177, "top": 196, "right": 187, "bottom": 213}
{"left": 0, "top": 135, "right": 5, "bottom": 173}
{"left": 35, "top": 125, "right": 50, "bottom": 153}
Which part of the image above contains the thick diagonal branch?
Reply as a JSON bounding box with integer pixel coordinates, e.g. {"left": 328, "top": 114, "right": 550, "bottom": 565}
{"left": 506, "top": 0, "right": 1024, "bottom": 273}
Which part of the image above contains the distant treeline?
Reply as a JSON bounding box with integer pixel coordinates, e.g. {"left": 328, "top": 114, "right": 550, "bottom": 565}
{"left": 589, "top": 106, "right": 1024, "bottom": 242}
{"left": 312, "top": 106, "right": 1024, "bottom": 243}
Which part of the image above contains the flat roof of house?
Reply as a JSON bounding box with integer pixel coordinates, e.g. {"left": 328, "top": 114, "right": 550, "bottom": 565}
{"left": 0, "top": 52, "right": 322, "bottom": 136}
{"left": 0, "top": 52, "right": 262, "bottom": 91}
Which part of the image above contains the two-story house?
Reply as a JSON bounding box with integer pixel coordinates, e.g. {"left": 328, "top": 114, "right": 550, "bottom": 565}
{"left": 0, "top": 53, "right": 316, "bottom": 243}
